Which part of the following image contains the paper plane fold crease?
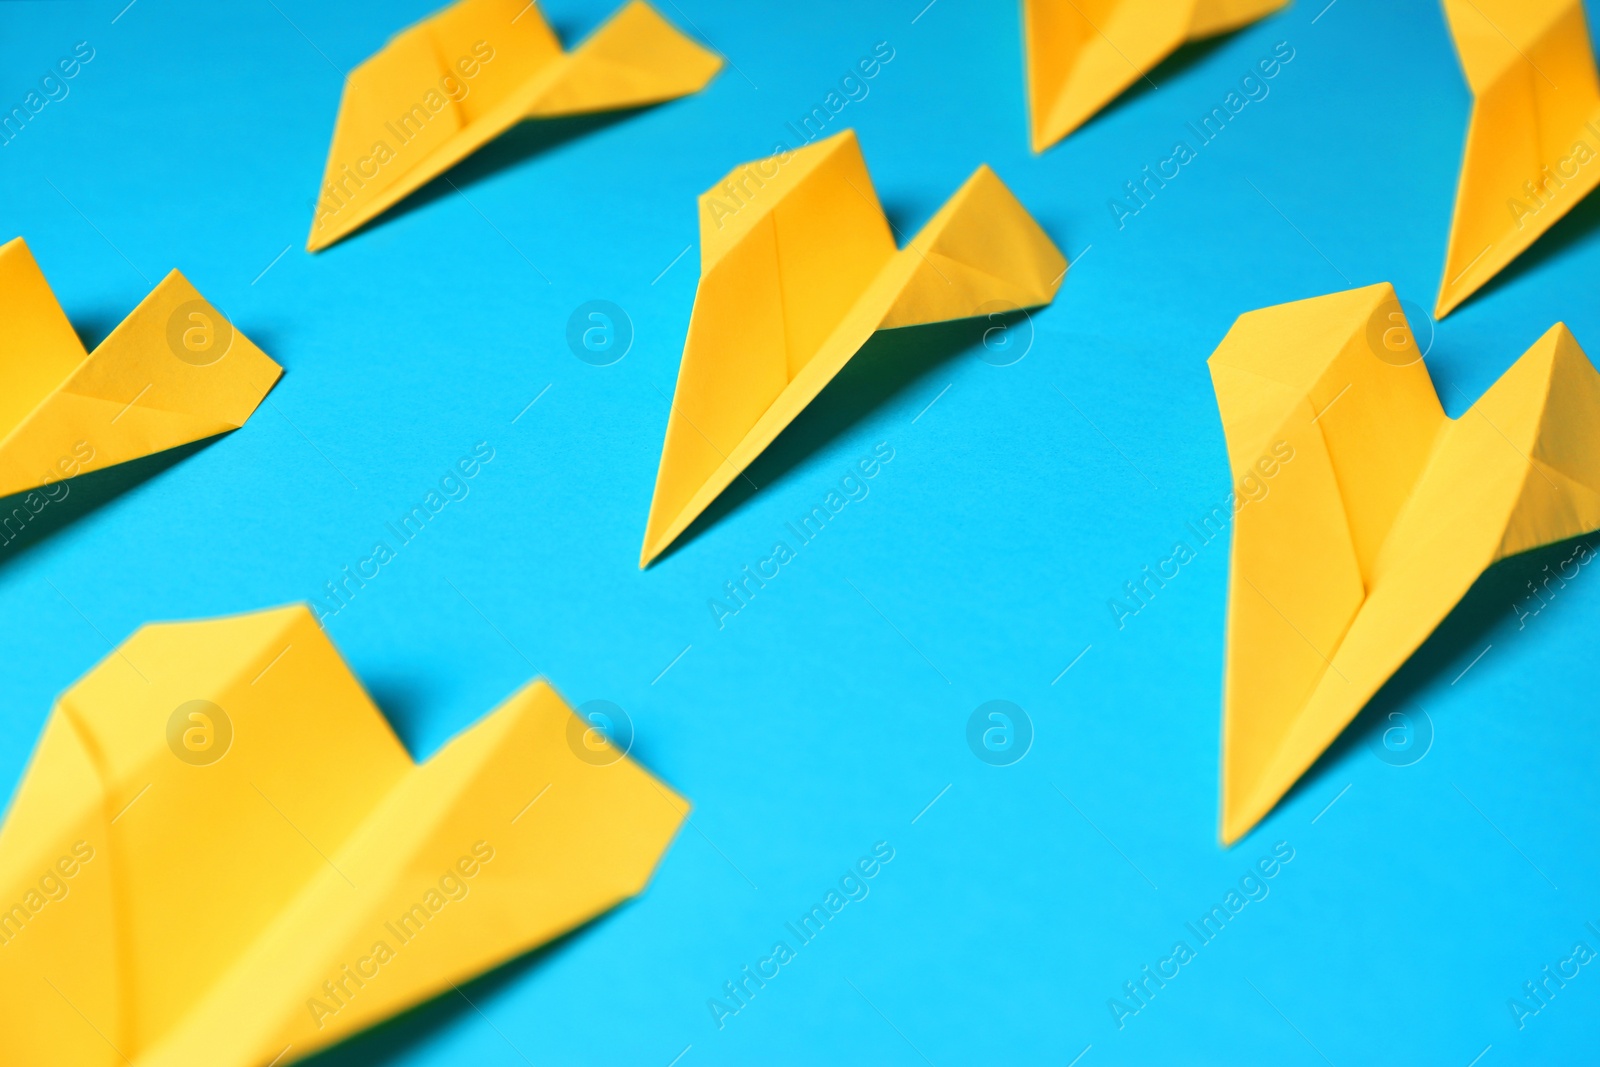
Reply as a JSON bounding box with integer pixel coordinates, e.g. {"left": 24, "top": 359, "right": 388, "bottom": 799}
{"left": 0, "top": 236, "right": 280, "bottom": 502}
{"left": 1435, "top": 0, "right": 1600, "bottom": 317}
{"left": 641, "top": 128, "right": 1067, "bottom": 566}
{"left": 1209, "top": 283, "right": 1600, "bottom": 844}
{"left": 0, "top": 604, "right": 687, "bottom": 1066}
{"left": 308, "top": 0, "right": 723, "bottom": 250}
{"left": 1022, "top": 0, "right": 1288, "bottom": 152}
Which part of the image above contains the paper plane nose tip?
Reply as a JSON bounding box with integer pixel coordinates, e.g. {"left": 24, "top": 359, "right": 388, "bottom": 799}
{"left": 1219, "top": 790, "right": 1263, "bottom": 847}
{"left": 1031, "top": 117, "right": 1075, "bottom": 154}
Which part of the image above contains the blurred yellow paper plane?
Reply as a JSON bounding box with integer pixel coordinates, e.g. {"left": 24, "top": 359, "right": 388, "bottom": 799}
{"left": 0, "top": 236, "right": 280, "bottom": 502}
{"left": 640, "top": 129, "right": 1066, "bottom": 567}
{"left": 1435, "top": 0, "right": 1600, "bottom": 317}
{"left": 0, "top": 604, "right": 687, "bottom": 1067}
{"left": 1022, "top": 0, "right": 1288, "bottom": 152}
{"left": 307, "top": 0, "right": 722, "bottom": 250}
{"left": 1209, "top": 283, "right": 1600, "bottom": 844}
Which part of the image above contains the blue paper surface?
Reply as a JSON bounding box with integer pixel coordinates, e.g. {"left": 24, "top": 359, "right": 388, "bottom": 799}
{"left": 2, "top": 1, "right": 1599, "bottom": 1063}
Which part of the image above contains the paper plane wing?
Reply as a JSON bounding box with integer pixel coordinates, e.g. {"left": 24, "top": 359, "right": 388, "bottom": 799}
{"left": 1023, "top": 0, "right": 1287, "bottom": 152}
{"left": 0, "top": 237, "right": 281, "bottom": 501}
{"left": 0, "top": 604, "right": 687, "bottom": 1066}
{"left": 1210, "top": 283, "right": 1600, "bottom": 843}
{"left": 640, "top": 128, "right": 1065, "bottom": 566}
{"left": 308, "top": 0, "right": 722, "bottom": 251}
{"left": 1435, "top": 0, "right": 1600, "bottom": 316}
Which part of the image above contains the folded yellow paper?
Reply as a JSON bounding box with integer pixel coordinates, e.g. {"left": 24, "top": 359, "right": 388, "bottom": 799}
{"left": 1209, "top": 283, "right": 1600, "bottom": 844}
{"left": 0, "top": 604, "right": 687, "bottom": 1066}
{"left": 1022, "top": 0, "right": 1287, "bottom": 152}
{"left": 1435, "top": 0, "right": 1600, "bottom": 317}
{"left": 0, "top": 236, "right": 281, "bottom": 502}
{"left": 641, "top": 128, "right": 1066, "bottom": 566}
{"left": 308, "top": 0, "right": 723, "bottom": 250}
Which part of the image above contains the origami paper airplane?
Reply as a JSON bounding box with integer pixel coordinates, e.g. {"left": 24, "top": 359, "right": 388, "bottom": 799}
{"left": 1435, "top": 0, "right": 1600, "bottom": 317}
{"left": 0, "top": 604, "right": 687, "bottom": 1066}
{"left": 1022, "top": 0, "right": 1288, "bottom": 152}
{"left": 640, "top": 129, "right": 1066, "bottom": 566}
{"left": 308, "top": 0, "right": 722, "bottom": 250}
{"left": 0, "top": 236, "right": 280, "bottom": 502}
{"left": 1209, "top": 283, "right": 1600, "bottom": 843}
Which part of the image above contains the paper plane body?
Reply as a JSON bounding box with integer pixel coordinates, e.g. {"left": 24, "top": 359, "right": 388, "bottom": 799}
{"left": 1209, "top": 283, "right": 1600, "bottom": 843}
{"left": 0, "top": 236, "right": 281, "bottom": 501}
{"left": 1023, "top": 0, "right": 1288, "bottom": 152}
{"left": 0, "top": 604, "right": 687, "bottom": 1066}
{"left": 1435, "top": 0, "right": 1600, "bottom": 316}
{"left": 308, "top": 0, "right": 722, "bottom": 250}
{"left": 640, "top": 129, "right": 1066, "bottom": 566}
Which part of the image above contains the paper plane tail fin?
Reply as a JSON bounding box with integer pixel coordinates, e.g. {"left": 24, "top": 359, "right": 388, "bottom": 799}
{"left": 0, "top": 266, "right": 281, "bottom": 499}
{"left": 1485, "top": 323, "right": 1600, "bottom": 559}
{"left": 881, "top": 165, "right": 1067, "bottom": 330}
{"left": 528, "top": 0, "right": 722, "bottom": 117}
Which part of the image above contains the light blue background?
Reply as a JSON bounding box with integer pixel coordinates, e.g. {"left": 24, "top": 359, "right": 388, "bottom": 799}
{"left": 3, "top": 0, "right": 1600, "bottom": 1063}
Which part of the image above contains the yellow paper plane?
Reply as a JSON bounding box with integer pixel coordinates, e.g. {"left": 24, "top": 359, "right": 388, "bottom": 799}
{"left": 1022, "top": 0, "right": 1288, "bottom": 152}
{"left": 640, "top": 129, "right": 1067, "bottom": 567}
{"left": 0, "top": 236, "right": 281, "bottom": 502}
{"left": 0, "top": 604, "right": 687, "bottom": 1066}
{"left": 1435, "top": 0, "right": 1600, "bottom": 317}
{"left": 1209, "top": 283, "right": 1600, "bottom": 844}
{"left": 308, "top": 0, "right": 723, "bottom": 250}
